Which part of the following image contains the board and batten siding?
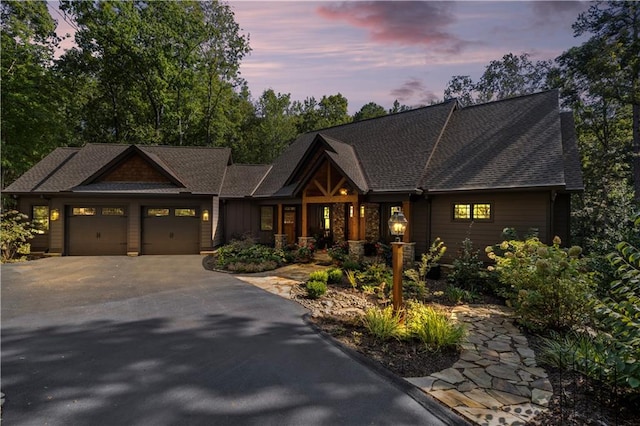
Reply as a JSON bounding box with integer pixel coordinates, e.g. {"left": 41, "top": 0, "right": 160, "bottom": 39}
{"left": 411, "top": 199, "right": 430, "bottom": 257}
{"left": 429, "top": 191, "right": 551, "bottom": 262}
{"left": 223, "top": 199, "right": 273, "bottom": 245}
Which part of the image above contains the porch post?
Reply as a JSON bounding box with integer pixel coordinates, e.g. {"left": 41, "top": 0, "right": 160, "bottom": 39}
{"left": 277, "top": 203, "right": 283, "bottom": 234}
{"left": 301, "top": 198, "right": 308, "bottom": 237}
{"left": 402, "top": 200, "right": 411, "bottom": 243}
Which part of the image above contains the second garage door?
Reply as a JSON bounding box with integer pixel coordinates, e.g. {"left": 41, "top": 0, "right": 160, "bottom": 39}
{"left": 142, "top": 207, "right": 200, "bottom": 255}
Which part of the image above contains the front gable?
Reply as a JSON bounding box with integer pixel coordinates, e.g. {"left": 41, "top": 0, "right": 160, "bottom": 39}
{"left": 80, "top": 146, "right": 186, "bottom": 188}
{"left": 283, "top": 134, "right": 368, "bottom": 198}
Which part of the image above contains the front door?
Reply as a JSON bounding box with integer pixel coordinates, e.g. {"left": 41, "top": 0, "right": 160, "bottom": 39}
{"left": 283, "top": 206, "right": 296, "bottom": 245}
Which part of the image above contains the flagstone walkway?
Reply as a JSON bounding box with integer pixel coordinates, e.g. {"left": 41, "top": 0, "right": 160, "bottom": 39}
{"left": 236, "top": 263, "right": 552, "bottom": 426}
{"left": 407, "top": 305, "right": 552, "bottom": 425}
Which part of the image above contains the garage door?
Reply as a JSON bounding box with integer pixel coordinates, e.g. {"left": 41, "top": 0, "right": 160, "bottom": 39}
{"left": 142, "top": 207, "right": 200, "bottom": 255}
{"left": 67, "top": 206, "right": 128, "bottom": 255}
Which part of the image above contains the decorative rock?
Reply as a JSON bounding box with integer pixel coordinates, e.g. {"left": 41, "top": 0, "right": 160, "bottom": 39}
{"left": 531, "top": 378, "right": 553, "bottom": 392}
{"left": 431, "top": 380, "right": 456, "bottom": 390}
{"left": 531, "top": 388, "right": 553, "bottom": 407}
{"left": 463, "top": 368, "right": 493, "bottom": 388}
{"left": 486, "top": 364, "right": 520, "bottom": 381}
{"left": 517, "top": 347, "right": 536, "bottom": 359}
{"left": 455, "top": 406, "right": 527, "bottom": 426}
{"left": 516, "top": 385, "right": 532, "bottom": 398}
{"left": 463, "top": 388, "right": 504, "bottom": 409}
{"left": 430, "top": 389, "right": 486, "bottom": 409}
{"left": 491, "top": 378, "right": 521, "bottom": 395}
{"left": 460, "top": 350, "right": 483, "bottom": 362}
{"left": 486, "top": 389, "right": 530, "bottom": 406}
{"left": 499, "top": 352, "right": 521, "bottom": 366}
{"left": 453, "top": 360, "right": 478, "bottom": 369}
{"left": 406, "top": 376, "right": 436, "bottom": 390}
{"left": 475, "top": 358, "right": 498, "bottom": 367}
{"left": 457, "top": 381, "right": 477, "bottom": 392}
{"left": 487, "top": 340, "right": 512, "bottom": 352}
{"left": 431, "top": 368, "right": 465, "bottom": 385}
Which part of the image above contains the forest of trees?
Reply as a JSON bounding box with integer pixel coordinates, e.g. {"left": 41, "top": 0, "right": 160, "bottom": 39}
{"left": 1, "top": 0, "right": 638, "bottom": 254}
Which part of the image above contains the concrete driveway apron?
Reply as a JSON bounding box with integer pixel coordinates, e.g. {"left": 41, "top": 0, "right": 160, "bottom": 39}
{"left": 1, "top": 256, "right": 462, "bottom": 426}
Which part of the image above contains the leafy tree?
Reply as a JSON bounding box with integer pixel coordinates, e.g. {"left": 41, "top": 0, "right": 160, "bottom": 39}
{"left": 443, "top": 53, "right": 551, "bottom": 106}
{"left": 1, "top": 210, "right": 35, "bottom": 262}
{"left": 244, "top": 89, "right": 298, "bottom": 163}
{"left": 572, "top": 1, "right": 640, "bottom": 202}
{"left": 58, "top": 0, "right": 250, "bottom": 147}
{"left": 389, "top": 99, "right": 412, "bottom": 114}
{"left": 1, "top": 1, "right": 66, "bottom": 187}
{"left": 293, "top": 93, "right": 352, "bottom": 133}
{"left": 353, "top": 102, "right": 386, "bottom": 121}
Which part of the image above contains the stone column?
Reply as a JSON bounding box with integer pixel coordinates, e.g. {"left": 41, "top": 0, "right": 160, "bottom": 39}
{"left": 348, "top": 240, "right": 365, "bottom": 262}
{"left": 298, "top": 236, "right": 315, "bottom": 247}
{"left": 274, "top": 234, "right": 287, "bottom": 249}
{"left": 402, "top": 242, "right": 416, "bottom": 268}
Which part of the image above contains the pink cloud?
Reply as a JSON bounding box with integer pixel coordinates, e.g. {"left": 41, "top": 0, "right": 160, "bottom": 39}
{"left": 390, "top": 78, "right": 437, "bottom": 104}
{"left": 316, "top": 1, "right": 466, "bottom": 54}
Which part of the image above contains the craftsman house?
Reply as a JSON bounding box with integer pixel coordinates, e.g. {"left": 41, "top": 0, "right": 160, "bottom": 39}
{"left": 3, "top": 90, "right": 583, "bottom": 260}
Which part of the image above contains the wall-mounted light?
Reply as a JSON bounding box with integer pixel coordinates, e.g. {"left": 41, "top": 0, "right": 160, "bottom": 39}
{"left": 50, "top": 208, "right": 60, "bottom": 221}
{"left": 349, "top": 205, "right": 354, "bottom": 218}
{"left": 339, "top": 188, "right": 348, "bottom": 196}
{"left": 360, "top": 205, "right": 365, "bottom": 218}
{"left": 202, "top": 209, "right": 210, "bottom": 222}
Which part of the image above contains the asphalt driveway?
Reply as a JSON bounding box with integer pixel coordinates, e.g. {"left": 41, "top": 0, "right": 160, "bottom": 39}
{"left": 1, "top": 256, "right": 461, "bottom": 426}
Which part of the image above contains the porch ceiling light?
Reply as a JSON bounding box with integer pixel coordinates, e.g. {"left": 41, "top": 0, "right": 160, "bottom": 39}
{"left": 339, "top": 188, "right": 348, "bottom": 196}
{"left": 388, "top": 210, "right": 407, "bottom": 241}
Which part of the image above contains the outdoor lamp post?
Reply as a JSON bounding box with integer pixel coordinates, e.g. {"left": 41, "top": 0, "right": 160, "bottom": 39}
{"left": 388, "top": 211, "right": 408, "bottom": 313}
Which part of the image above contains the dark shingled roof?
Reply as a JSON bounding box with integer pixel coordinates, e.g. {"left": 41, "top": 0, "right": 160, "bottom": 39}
{"left": 4, "top": 147, "right": 80, "bottom": 193}
{"left": 4, "top": 144, "right": 231, "bottom": 195}
{"left": 220, "top": 164, "right": 272, "bottom": 198}
{"left": 421, "top": 90, "right": 567, "bottom": 192}
{"left": 254, "top": 100, "right": 456, "bottom": 196}
{"left": 5, "top": 91, "right": 583, "bottom": 199}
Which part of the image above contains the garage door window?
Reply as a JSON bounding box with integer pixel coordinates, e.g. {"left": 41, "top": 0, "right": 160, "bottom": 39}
{"left": 147, "top": 208, "right": 169, "bottom": 216}
{"left": 175, "top": 208, "right": 196, "bottom": 217}
{"left": 102, "top": 207, "right": 125, "bottom": 216}
{"left": 73, "top": 207, "right": 96, "bottom": 216}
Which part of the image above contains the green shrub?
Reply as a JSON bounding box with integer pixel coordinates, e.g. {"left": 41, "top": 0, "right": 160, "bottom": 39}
{"left": 403, "top": 279, "right": 427, "bottom": 301}
{"left": 488, "top": 237, "right": 595, "bottom": 332}
{"left": 327, "top": 241, "right": 349, "bottom": 263}
{"left": 404, "top": 238, "right": 446, "bottom": 296}
{"left": 342, "top": 258, "right": 361, "bottom": 271}
{"left": 405, "top": 301, "right": 465, "bottom": 351}
{"left": 445, "top": 285, "right": 479, "bottom": 304}
{"left": 361, "top": 306, "right": 403, "bottom": 342}
{"left": 345, "top": 269, "right": 358, "bottom": 289}
{"left": 327, "top": 268, "right": 343, "bottom": 284}
{"left": 357, "top": 262, "right": 392, "bottom": 290}
{"left": 215, "top": 237, "right": 285, "bottom": 271}
{"left": 448, "top": 238, "right": 487, "bottom": 292}
{"left": 308, "top": 270, "right": 328, "bottom": 283}
{"left": 1, "top": 210, "right": 35, "bottom": 262}
{"left": 306, "top": 280, "right": 327, "bottom": 299}
{"left": 592, "top": 215, "right": 640, "bottom": 389}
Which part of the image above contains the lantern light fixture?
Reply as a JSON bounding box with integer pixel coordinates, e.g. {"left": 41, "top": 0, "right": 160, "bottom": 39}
{"left": 387, "top": 210, "right": 407, "bottom": 242}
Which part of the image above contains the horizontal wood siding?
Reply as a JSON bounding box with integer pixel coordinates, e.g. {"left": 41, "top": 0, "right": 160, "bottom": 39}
{"left": 430, "top": 192, "right": 550, "bottom": 262}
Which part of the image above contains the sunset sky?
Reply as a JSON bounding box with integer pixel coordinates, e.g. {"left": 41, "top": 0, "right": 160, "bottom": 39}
{"left": 50, "top": 1, "right": 592, "bottom": 113}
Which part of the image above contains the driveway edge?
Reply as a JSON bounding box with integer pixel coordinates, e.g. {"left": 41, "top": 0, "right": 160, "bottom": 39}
{"left": 302, "top": 313, "right": 471, "bottom": 426}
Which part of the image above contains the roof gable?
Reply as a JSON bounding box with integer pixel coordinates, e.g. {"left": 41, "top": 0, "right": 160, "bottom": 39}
{"left": 4, "top": 144, "right": 231, "bottom": 195}
{"left": 254, "top": 100, "right": 456, "bottom": 196}
{"left": 421, "top": 90, "right": 567, "bottom": 192}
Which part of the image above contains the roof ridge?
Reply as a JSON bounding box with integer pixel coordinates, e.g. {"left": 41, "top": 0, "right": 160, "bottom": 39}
{"left": 301, "top": 99, "right": 457, "bottom": 135}
{"left": 420, "top": 101, "right": 458, "bottom": 189}
{"left": 250, "top": 165, "right": 273, "bottom": 196}
{"left": 457, "top": 89, "right": 559, "bottom": 110}
{"left": 31, "top": 149, "right": 79, "bottom": 191}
